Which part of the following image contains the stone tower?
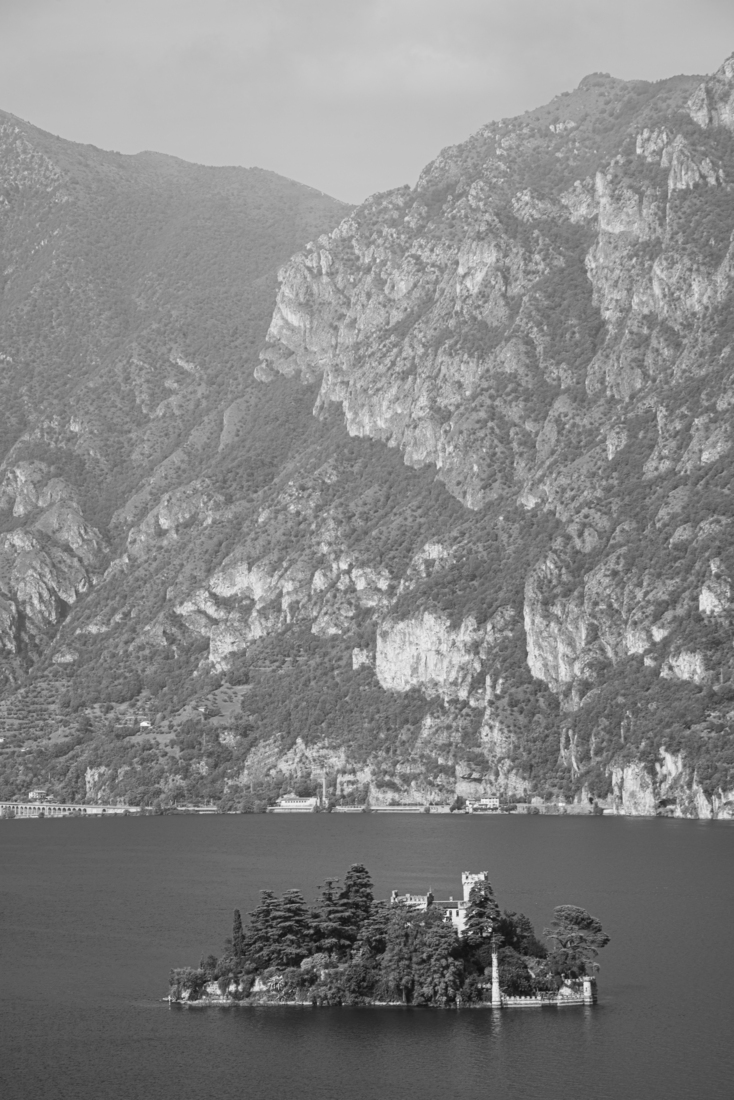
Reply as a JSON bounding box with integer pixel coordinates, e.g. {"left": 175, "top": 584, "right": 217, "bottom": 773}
{"left": 461, "top": 871, "right": 490, "bottom": 902}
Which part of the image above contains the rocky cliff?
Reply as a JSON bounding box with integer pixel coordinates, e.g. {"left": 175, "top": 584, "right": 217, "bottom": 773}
{"left": 0, "top": 61, "right": 733, "bottom": 818}
{"left": 256, "top": 58, "right": 734, "bottom": 817}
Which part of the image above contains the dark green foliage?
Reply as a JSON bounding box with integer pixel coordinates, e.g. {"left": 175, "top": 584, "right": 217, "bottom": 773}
{"left": 232, "top": 909, "right": 244, "bottom": 958}
{"left": 376, "top": 905, "right": 463, "bottom": 1006}
{"left": 495, "top": 910, "right": 548, "bottom": 958}
{"left": 353, "top": 900, "right": 391, "bottom": 959}
{"left": 244, "top": 890, "right": 281, "bottom": 968}
{"left": 497, "top": 947, "right": 535, "bottom": 996}
{"left": 311, "top": 879, "right": 355, "bottom": 958}
{"left": 172, "top": 865, "right": 603, "bottom": 1005}
{"left": 410, "top": 913, "right": 464, "bottom": 1006}
{"left": 339, "top": 864, "right": 375, "bottom": 933}
{"left": 544, "top": 905, "right": 610, "bottom": 977}
{"left": 268, "top": 890, "right": 313, "bottom": 967}
{"left": 463, "top": 881, "right": 500, "bottom": 946}
{"left": 169, "top": 967, "right": 207, "bottom": 1002}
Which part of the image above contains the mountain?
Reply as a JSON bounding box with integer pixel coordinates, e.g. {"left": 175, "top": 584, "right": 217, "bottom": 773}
{"left": 1, "top": 57, "right": 734, "bottom": 818}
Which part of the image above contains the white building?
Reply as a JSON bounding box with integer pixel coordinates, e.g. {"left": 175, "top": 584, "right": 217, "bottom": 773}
{"left": 466, "top": 796, "right": 500, "bottom": 812}
{"left": 390, "top": 871, "right": 491, "bottom": 936}
{"left": 0, "top": 801, "right": 140, "bottom": 818}
{"left": 268, "top": 794, "right": 319, "bottom": 813}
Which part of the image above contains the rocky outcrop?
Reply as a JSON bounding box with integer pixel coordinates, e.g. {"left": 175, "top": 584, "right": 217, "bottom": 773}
{"left": 688, "top": 55, "right": 734, "bottom": 131}
{"left": 376, "top": 612, "right": 483, "bottom": 701}
{"left": 605, "top": 749, "right": 733, "bottom": 819}
{"left": 0, "top": 464, "right": 105, "bottom": 665}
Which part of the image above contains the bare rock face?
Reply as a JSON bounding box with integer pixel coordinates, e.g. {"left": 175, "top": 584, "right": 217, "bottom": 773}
{"left": 376, "top": 612, "right": 483, "bottom": 701}
{"left": 524, "top": 556, "right": 588, "bottom": 690}
{"left": 251, "top": 56, "right": 734, "bottom": 816}
{"left": 0, "top": 462, "right": 105, "bottom": 672}
{"left": 2, "top": 66, "right": 734, "bottom": 817}
{"left": 688, "top": 56, "right": 734, "bottom": 131}
{"left": 261, "top": 66, "right": 734, "bottom": 517}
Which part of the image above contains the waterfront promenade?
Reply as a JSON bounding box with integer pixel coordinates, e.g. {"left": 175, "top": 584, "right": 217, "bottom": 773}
{"left": 0, "top": 800, "right": 140, "bottom": 818}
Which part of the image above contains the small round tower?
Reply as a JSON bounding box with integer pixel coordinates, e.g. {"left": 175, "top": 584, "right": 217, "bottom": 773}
{"left": 582, "top": 976, "right": 597, "bottom": 1004}
{"left": 491, "top": 939, "right": 502, "bottom": 1008}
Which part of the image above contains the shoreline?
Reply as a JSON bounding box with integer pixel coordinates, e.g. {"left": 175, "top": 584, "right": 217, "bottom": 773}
{"left": 167, "top": 996, "right": 595, "bottom": 1011}
{"left": 3, "top": 808, "right": 734, "bottom": 822}
{"left": 4, "top": 809, "right": 734, "bottom": 822}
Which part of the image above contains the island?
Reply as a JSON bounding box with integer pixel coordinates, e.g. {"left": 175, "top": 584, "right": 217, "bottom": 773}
{"left": 169, "top": 868, "right": 609, "bottom": 1009}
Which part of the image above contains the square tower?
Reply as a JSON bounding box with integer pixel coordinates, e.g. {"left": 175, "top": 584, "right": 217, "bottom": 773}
{"left": 462, "top": 871, "right": 490, "bottom": 902}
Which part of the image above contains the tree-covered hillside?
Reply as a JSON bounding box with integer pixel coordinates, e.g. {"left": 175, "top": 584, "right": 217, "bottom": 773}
{"left": 0, "top": 57, "right": 734, "bottom": 818}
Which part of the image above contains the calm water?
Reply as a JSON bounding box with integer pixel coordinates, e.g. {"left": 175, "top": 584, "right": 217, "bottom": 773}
{"left": 0, "top": 813, "right": 732, "bottom": 1100}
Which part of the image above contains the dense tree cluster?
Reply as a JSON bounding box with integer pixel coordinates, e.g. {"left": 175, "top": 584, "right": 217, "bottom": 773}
{"left": 170, "top": 867, "right": 609, "bottom": 1006}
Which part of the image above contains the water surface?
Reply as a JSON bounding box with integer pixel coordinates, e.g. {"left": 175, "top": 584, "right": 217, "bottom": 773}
{"left": 0, "top": 813, "right": 731, "bottom": 1099}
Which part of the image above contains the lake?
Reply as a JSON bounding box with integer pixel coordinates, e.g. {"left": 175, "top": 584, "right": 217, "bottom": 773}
{"left": 0, "top": 813, "right": 732, "bottom": 1100}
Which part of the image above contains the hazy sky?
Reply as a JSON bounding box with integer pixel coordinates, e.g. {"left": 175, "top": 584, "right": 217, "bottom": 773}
{"left": 1, "top": 0, "right": 733, "bottom": 203}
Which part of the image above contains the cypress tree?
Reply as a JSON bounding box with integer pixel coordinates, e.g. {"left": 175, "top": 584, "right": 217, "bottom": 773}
{"left": 232, "top": 909, "right": 244, "bottom": 958}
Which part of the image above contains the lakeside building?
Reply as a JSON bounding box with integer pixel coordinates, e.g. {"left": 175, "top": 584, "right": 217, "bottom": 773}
{"left": 373, "top": 804, "right": 424, "bottom": 813}
{"left": 0, "top": 801, "right": 140, "bottom": 818}
{"left": 466, "top": 796, "right": 500, "bottom": 812}
{"left": 269, "top": 794, "right": 320, "bottom": 813}
{"left": 390, "top": 871, "right": 490, "bottom": 936}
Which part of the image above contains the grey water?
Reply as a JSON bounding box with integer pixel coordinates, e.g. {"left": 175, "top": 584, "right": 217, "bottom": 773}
{"left": 0, "top": 813, "right": 732, "bottom": 1100}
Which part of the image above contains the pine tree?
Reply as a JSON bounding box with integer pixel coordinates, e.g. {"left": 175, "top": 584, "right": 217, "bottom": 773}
{"left": 269, "top": 889, "right": 312, "bottom": 967}
{"left": 543, "top": 905, "right": 610, "bottom": 976}
{"left": 246, "top": 889, "right": 280, "bottom": 968}
{"left": 354, "top": 900, "right": 391, "bottom": 959}
{"left": 463, "top": 881, "right": 500, "bottom": 947}
{"left": 312, "top": 878, "right": 354, "bottom": 958}
{"left": 495, "top": 910, "right": 546, "bottom": 957}
{"left": 341, "top": 864, "right": 374, "bottom": 925}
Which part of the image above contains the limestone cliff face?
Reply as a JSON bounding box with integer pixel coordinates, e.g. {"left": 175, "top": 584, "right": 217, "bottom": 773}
{"left": 376, "top": 612, "right": 483, "bottom": 701}
{"left": 262, "top": 66, "right": 734, "bottom": 514}
{"left": 1, "top": 67, "right": 734, "bottom": 817}
{"left": 251, "top": 56, "right": 734, "bottom": 817}
{"left": 0, "top": 460, "right": 105, "bottom": 674}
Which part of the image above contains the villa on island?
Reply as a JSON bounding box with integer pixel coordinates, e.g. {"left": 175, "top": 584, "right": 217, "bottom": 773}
{"left": 390, "top": 870, "right": 490, "bottom": 936}
{"left": 169, "top": 865, "right": 607, "bottom": 1010}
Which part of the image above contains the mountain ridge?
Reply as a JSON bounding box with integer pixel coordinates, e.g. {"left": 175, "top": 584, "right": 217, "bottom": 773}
{"left": 0, "top": 57, "right": 733, "bottom": 818}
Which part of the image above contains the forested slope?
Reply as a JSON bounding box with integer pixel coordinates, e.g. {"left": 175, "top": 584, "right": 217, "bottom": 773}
{"left": 1, "top": 57, "right": 734, "bottom": 818}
